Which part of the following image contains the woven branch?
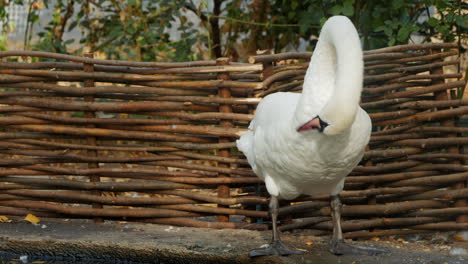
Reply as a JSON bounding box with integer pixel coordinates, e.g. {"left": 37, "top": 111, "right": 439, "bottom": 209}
{"left": 0, "top": 50, "right": 217, "bottom": 68}
{"left": 1, "top": 176, "right": 198, "bottom": 191}
{"left": 0, "top": 200, "right": 200, "bottom": 218}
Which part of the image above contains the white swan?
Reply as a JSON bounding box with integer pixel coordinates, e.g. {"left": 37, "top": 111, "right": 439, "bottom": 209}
{"left": 237, "top": 16, "right": 379, "bottom": 257}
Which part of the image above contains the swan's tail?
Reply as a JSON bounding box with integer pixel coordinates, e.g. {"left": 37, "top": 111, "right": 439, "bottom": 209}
{"left": 236, "top": 129, "right": 257, "bottom": 172}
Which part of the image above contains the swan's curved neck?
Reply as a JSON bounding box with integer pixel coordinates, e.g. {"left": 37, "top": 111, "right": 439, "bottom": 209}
{"left": 294, "top": 16, "right": 363, "bottom": 135}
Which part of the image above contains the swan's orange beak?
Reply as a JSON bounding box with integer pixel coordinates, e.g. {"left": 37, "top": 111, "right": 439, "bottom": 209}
{"left": 297, "top": 116, "right": 322, "bottom": 132}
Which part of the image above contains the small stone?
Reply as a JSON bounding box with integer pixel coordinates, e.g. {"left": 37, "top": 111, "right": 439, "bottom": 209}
{"left": 19, "top": 255, "right": 28, "bottom": 263}
{"left": 449, "top": 248, "right": 468, "bottom": 257}
{"left": 454, "top": 231, "right": 468, "bottom": 242}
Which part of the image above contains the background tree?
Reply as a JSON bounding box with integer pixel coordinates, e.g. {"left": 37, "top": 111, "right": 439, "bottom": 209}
{"left": 0, "top": 0, "right": 466, "bottom": 61}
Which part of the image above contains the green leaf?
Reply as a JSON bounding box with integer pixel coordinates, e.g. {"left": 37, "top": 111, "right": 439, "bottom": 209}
{"left": 342, "top": 0, "right": 354, "bottom": 16}
{"left": 455, "top": 16, "right": 467, "bottom": 28}
{"left": 397, "top": 27, "right": 410, "bottom": 42}
{"left": 330, "top": 5, "right": 342, "bottom": 15}
{"left": 374, "top": 25, "right": 385, "bottom": 32}
{"left": 68, "top": 20, "right": 78, "bottom": 31}
{"left": 319, "top": 17, "right": 327, "bottom": 26}
{"left": 427, "top": 17, "right": 438, "bottom": 27}
{"left": 126, "top": 0, "right": 137, "bottom": 6}
{"left": 446, "top": 13, "right": 454, "bottom": 23}
{"left": 391, "top": 0, "right": 404, "bottom": 9}
{"left": 384, "top": 27, "right": 393, "bottom": 37}
{"left": 291, "top": 0, "right": 298, "bottom": 10}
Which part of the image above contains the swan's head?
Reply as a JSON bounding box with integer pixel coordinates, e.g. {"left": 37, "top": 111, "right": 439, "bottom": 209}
{"left": 295, "top": 101, "right": 358, "bottom": 136}
{"left": 296, "top": 115, "right": 328, "bottom": 133}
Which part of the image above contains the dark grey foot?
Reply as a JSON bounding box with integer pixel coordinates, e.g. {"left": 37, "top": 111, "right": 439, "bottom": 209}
{"left": 330, "top": 239, "right": 388, "bottom": 256}
{"left": 249, "top": 240, "right": 304, "bottom": 257}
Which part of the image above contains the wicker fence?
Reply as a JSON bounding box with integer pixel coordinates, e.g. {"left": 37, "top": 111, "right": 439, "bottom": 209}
{"left": 0, "top": 42, "right": 466, "bottom": 238}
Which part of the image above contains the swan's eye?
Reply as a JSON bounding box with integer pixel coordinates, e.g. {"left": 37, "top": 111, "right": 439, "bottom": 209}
{"left": 318, "top": 118, "right": 329, "bottom": 132}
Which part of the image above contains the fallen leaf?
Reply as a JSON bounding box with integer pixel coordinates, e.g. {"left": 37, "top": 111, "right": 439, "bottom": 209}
{"left": 306, "top": 241, "right": 314, "bottom": 246}
{"left": 0, "top": 216, "right": 11, "bottom": 222}
{"left": 24, "top": 214, "right": 40, "bottom": 224}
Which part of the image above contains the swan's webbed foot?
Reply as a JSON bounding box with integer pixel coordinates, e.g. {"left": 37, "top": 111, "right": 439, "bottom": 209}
{"left": 329, "top": 195, "right": 388, "bottom": 256}
{"left": 329, "top": 238, "right": 388, "bottom": 256}
{"left": 249, "top": 239, "right": 304, "bottom": 257}
{"left": 249, "top": 196, "right": 305, "bottom": 257}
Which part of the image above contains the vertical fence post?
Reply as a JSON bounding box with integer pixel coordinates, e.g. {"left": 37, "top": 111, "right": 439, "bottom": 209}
{"left": 83, "top": 53, "right": 103, "bottom": 223}
{"left": 430, "top": 48, "right": 467, "bottom": 224}
{"left": 257, "top": 52, "right": 273, "bottom": 97}
{"left": 261, "top": 60, "right": 273, "bottom": 92}
{"left": 217, "top": 57, "right": 232, "bottom": 222}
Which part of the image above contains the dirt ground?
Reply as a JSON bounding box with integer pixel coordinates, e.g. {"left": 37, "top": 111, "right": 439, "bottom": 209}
{"left": 0, "top": 219, "right": 467, "bottom": 264}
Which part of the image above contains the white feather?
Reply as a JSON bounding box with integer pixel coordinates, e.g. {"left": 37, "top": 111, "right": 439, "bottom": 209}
{"left": 236, "top": 16, "right": 371, "bottom": 200}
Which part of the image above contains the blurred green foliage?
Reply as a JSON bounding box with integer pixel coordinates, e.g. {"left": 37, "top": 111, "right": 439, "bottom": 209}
{"left": 0, "top": 0, "right": 466, "bottom": 61}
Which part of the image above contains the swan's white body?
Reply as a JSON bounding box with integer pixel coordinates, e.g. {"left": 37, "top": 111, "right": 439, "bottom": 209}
{"left": 237, "top": 16, "right": 371, "bottom": 201}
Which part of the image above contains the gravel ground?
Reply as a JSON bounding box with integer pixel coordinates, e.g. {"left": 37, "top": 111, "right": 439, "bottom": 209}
{"left": 0, "top": 219, "right": 467, "bottom": 264}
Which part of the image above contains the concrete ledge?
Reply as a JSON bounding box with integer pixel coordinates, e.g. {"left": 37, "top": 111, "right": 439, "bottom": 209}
{"left": 0, "top": 238, "right": 242, "bottom": 264}
{"left": 0, "top": 220, "right": 280, "bottom": 264}
{"left": 1, "top": 220, "right": 467, "bottom": 264}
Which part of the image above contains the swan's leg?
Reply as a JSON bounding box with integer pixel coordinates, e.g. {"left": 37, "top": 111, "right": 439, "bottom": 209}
{"left": 249, "top": 196, "right": 304, "bottom": 257}
{"left": 329, "top": 195, "right": 387, "bottom": 256}
{"left": 270, "top": 195, "right": 280, "bottom": 241}
{"left": 330, "top": 195, "right": 343, "bottom": 243}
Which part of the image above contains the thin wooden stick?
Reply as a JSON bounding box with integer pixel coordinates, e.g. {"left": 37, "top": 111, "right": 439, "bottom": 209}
{"left": 402, "top": 188, "right": 468, "bottom": 201}
{"left": 370, "top": 80, "right": 465, "bottom": 101}
{"left": 312, "top": 217, "right": 447, "bottom": 232}
{"left": 142, "top": 217, "right": 267, "bottom": 230}
{"left": 0, "top": 96, "right": 220, "bottom": 112}
{"left": 364, "top": 42, "right": 457, "bottom": 54}
{"left": 0, "top": 200, "right": 200, "bottom": 218}
{"left": 3, "top": 82, "right": 216, "bottom": 96}
{"left": 386, "top": 172, "right": 468, "bottom": 187}
{"left": 0, "top": 176, "right": 198, "bottom": 191}
{"left": 9, "top": 139, "right": 179, "bottom": 152}
{"left": 3, "top": 189, "right": 196, "bottom": 205}
{"left": 373, "top": 106, "right": 468, "bottom": 127}
{"left": 10, "top": 124, "right": 214, "bottom": 143}
{"left": 347, "top": 171, "right": 439, "bottom": 184}
{"left": 157, "top": 204, "right": 267, "bottom": 218}
{"left": 0, "top": 50, "right": 217, "bottom": 67}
